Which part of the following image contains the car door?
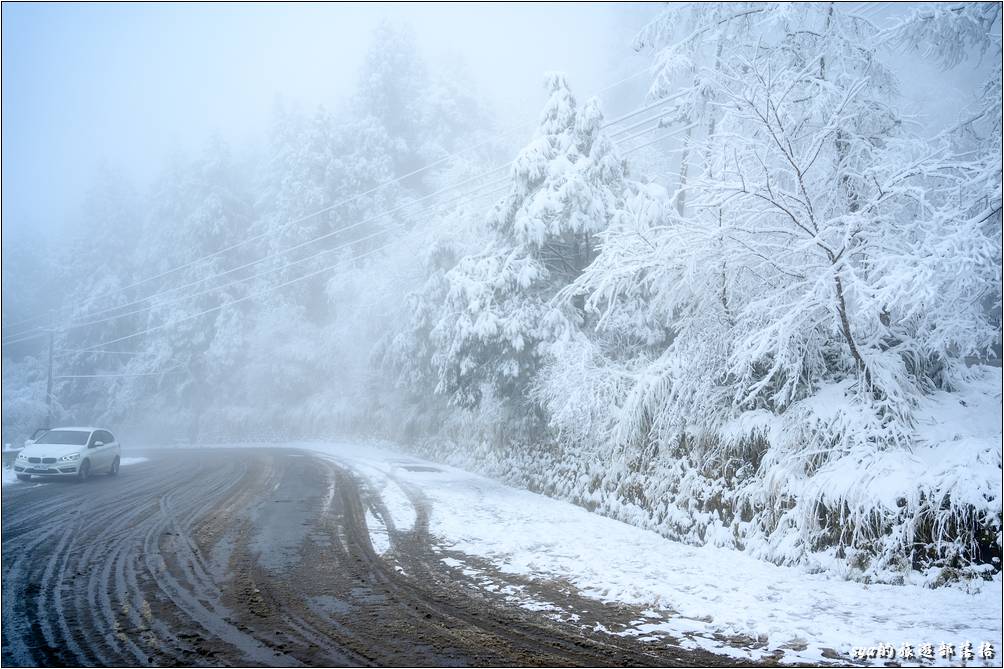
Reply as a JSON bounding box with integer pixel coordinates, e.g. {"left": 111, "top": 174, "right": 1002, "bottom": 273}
{"left": 104, "top": 430, "right": 120, "bottom": 464}
{"left": 88, "top": 431, "right": 111, "bottom": 470}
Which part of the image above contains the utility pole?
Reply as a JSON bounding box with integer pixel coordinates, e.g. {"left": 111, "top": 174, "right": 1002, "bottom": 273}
{"left": 45, "top": 313, "right": 54, "bottom": 426}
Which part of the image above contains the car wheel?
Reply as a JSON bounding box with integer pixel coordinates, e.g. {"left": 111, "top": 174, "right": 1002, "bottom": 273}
{"left": 77, "top": 459, "right": 91, "bottom": 482}
{"left": 108, "top": 456, "right": 120, "bottom": 476}
{"left": 16, "top": 474, "right": 31, "bottom": 482}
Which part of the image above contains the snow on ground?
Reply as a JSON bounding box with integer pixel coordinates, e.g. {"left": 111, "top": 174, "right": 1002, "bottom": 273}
{"left": 278, "top": 439, "right": 1003, "bottom": 667}
{"left": 342, "top": 458, "right": 417, "bottom": 532}
{"left": 1, "top": 468, "right": 20, "bottom": 486}
{"left": 365, "top": 508, "right": 391, "bottom": 555}
{"left": 1, "top": 456, "right": 148, "bottom": 486}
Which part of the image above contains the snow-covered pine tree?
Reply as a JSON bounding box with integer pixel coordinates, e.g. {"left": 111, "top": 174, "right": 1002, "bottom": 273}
{"left": 426, "top": 73, "right": 627, "bottom": 429}
{"left": 111, "top": 137, "right": 253, "bottom": 439}
{"left": 353, "top": 20, "right": 431, "bottom": 179}
{"left": 46, "top": 167, "right": 149, "bottom": 424}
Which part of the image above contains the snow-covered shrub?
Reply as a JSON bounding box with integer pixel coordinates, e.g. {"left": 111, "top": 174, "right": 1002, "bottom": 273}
{"left": 1, "top": 356, "right": 51, "bottom": 446}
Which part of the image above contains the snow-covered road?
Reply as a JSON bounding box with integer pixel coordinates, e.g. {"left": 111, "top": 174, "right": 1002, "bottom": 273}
{"left": 2, "top": 443, "right": 998, "bottom": 667}
{"left": 1, "top": 447, "right": 734, "bottom": 667}
{"left": 306, "top": 440, "right": 1003, "bottom": 666}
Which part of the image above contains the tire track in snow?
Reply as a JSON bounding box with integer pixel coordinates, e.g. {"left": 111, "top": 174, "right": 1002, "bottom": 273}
{"left": 2, "top": 447, "right": 757, "bottom": 668}
{"left": 330, "top": 463, "right": 676, "bottom": 667}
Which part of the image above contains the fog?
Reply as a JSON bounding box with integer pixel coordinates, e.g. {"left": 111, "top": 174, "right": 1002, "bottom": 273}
{"left": 1, "top": 1, "right": 1001, "bottom": 604}
{"left": 2, "top": 3, "right": 649, "bottom": 245}
{"left": 3, "top": 2, "right": 989, "bottom": 322}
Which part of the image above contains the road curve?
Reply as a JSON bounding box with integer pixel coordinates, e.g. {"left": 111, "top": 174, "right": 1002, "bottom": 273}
{"left": 1, "top": 448, "right": 750, "bottom": 667}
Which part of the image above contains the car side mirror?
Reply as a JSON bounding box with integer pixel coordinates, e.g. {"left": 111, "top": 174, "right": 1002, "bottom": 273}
{"left": 91, "top": 441, "right": 104, "bottom": 448}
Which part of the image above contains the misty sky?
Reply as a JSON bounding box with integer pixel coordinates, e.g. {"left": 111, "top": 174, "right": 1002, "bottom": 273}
{"left": 1, "top": 2, "right": 993, "bottom": 253}
{"left": 1, "top": 2, "right": 654, "bottom": 243}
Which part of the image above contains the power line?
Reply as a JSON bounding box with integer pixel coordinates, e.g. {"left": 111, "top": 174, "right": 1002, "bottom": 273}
{"left": 4, "top": 64, "right": 660, "bottom": 338}
{"left": 4, "top": 92, "right": 698, "bottom": 351}
{"left": 0, "top": 170, "right": 512, "bottom": 345}
{"left": 51, "top": 111, "right": 677, "bottom": 340}
{"left": 610, "top": 108, "right": 677, "bottom": 139}
{"left": 616, "top": 121, "right": 698, "bottom": 151}
{"left": 61, "top": 123, "right": 694, "bottom": 353}
{"left": 6, "top": 63, "right": 697, "bottom": 398}
{"left": 590, "top": 66, "right": 650, "bottom": 97}
{"left": 1, "top": 153, "right": 512, "bottom": 343}
{"left": 41, "top": 184, "right": 511, "bottom": 354}
{"left": 54, "top": 368, "right": 184, "bottom": 379}
{"left": 1, "top": 130, "right": 527, "bottom": 338}
{"left": 42, "top": 185, "right": 511, "bottom": 374}
{"left": 1, "top": 183, "right": 512, "bottom": 346}
{"left": 54, "top": 348, "right": 149, "bottom": 357}
{"left": 602, "top": 88, "right": 688, "bottom": 128}
{"left": 624, "top": 121, "right": 699, "bottom": 151}
{"left": 3, "top": 95, "right": 687, "bottom": 345}
{"left": 622, "top": 123, "right": 700, "bottom": 156}
{"left": 4, "top": 118, "right": 689, "bottom": 350}
{"left": 78, "top": 238, "right": 403, "bottom": 351}
{"left": 63, "top": 170, "right": 513, "bottom": 336}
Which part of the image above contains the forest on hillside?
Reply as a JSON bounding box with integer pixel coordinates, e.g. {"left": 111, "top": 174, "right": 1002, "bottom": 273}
{"left": 3, "top": 3, "right": 1001, "bottom": 586}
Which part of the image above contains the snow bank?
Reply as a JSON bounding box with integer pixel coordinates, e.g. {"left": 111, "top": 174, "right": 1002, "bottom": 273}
{"left": 416, "top": 366, "right": 1002, "bottom": 585}
{"left": 1, "top": 468, "right": 20, "bottom": 487}
{"left": 738, "top": 367, "right": 1002, "bottom": 582}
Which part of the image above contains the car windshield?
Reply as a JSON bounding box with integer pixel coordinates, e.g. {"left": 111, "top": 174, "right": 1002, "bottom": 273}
{"left": 34, "top": 430, "right": 90, "bottom": 445}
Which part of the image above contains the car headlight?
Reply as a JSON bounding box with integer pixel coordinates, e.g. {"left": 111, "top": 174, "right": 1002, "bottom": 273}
{"left": 58, "top": 452, "right": 81, "bottom": 462}
{"left": 16, "top": 453, "right": 26, "bottom": 461}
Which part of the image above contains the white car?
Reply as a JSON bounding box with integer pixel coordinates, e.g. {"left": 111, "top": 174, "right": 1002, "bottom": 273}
{"left": 13, "top": 427, "right": 121, "bottom": 482}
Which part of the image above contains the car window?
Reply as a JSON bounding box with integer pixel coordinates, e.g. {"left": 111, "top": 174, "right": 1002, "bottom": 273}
{"left": 35, "top": 430, "right": 89, "bottom": 445}
{"left": 101, "top": 430, "right": 115, "bottom": 444}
